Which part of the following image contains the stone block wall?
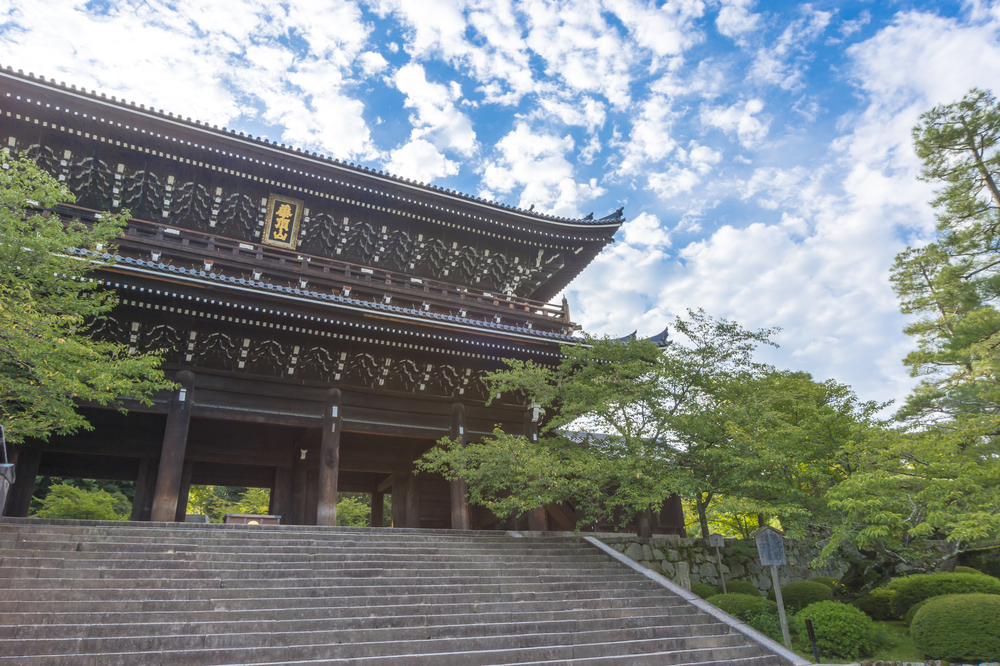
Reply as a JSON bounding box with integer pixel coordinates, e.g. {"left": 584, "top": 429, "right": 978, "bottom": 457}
{"left": 598, "top": 534, "right": 847, "bottom": 593}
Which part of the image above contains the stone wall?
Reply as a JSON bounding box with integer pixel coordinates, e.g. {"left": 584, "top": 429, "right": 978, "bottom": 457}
{"left": 598, "top": 534, "right": 847, "bottom": 593}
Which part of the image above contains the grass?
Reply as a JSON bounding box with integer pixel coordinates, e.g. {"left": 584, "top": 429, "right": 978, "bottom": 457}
{"left": 868, "top": 620, "right": 921, "bottom": 662}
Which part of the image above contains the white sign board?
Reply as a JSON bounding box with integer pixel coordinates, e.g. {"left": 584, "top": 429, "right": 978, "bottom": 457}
{"left": 708, "top": 533, "right": 724, "bottom": 549}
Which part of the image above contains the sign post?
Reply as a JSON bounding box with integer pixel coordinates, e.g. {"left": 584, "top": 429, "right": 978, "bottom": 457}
{"left": 0, "top": 426, "right": 14, "bottom": 517}
{"left": 708, "top": 533, "right": 727, "bottom": 594}
{"left": 752, "top": 526, "right": 791, "bottom": 649}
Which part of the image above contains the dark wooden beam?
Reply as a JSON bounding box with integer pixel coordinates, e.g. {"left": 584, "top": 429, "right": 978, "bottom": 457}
{"left": 450, "top": 402, "right": 469, "bottom": 530}
{"left": 151, "top": 371, "right": 195, "bottom": 522}
{"left": 316, "top": 389, "right": 343, "bottom": 526}
{"left": 3, "top": 445, "right": 41, "bottom": 518}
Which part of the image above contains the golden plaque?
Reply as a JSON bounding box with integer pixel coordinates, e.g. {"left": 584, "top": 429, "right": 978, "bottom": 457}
{"left": 262, "top": 194, "right": 304, "bottom": 250}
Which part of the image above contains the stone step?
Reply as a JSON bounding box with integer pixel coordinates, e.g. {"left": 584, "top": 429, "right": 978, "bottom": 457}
{"left": 0, "top": 613, "right": 726, "bottom": 646}
{"left": 0, "top": 629, "right": 753, "bottom": 664}
{"left": 1, "top": 591, "right": 688, "bottom": 618}
{"left": 0, "top": 519, "right": 793, "bottom": 666}
{"left": 0, "top": 606, "right": 703, "bottom": 638}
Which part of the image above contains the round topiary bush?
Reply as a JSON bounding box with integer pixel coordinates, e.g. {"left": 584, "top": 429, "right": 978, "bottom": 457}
{"left": 809, "top": 576, "right": 838, "bottom": 589}
{"left": 705, "top": 593, "right": 778, "bottom": 621}
{"left": 904, "top": 597, "right": 933, "bottom": 626}
{"left": 723, "top": 579, "right": 761, "bottom": 597}
{"left": 794, "top": 601, "right": 876, "bottom": 660}
{"left": 690, "top": 581, "right": 716, "bottom": 599}
{"left": 767, "top": 580, "right": 832, "bottom": 613}
{"left": 911, "top": 594, "right": 1000, "bottom": 662}
{"left": 887, "top": 572, "right": 1000, "bottom": 617}
{"left": 953, "top": 565, "right": 985, "bottom": 575}
{"left": 855, "top": 587, "right": 898, "bottom": 620}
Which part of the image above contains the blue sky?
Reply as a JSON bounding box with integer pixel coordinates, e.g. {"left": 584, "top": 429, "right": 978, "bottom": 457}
{"left": 3, "top": 0, "right": 1000, "bottom": 408}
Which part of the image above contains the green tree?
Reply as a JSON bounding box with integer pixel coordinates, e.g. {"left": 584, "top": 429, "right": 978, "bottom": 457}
{"left": 891, "top": 88, "right": 1000, "bottom": 418}
{"left": 822, "top": 89, "right": 1000, "bottom": 590}
{"left": 0, "top": 155, "right": 173, "bottom": 444}
{"left": 33, "top": 481, "right": 130, "bottom": 520}
{"left": 419, "top": 310, "right": 780, "bottom": 537}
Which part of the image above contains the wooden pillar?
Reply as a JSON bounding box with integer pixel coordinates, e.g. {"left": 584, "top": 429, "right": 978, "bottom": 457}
{"left": 173, "top": 460, "right": 194, "bottom": 522}
{"left": 523, "top": 405, "right": 546, "bottom": 532}
{"left": 271, "top": 466, "right": 293, "bottom": 521}
{"left": 316, "top": 389, "right": 343, "bottom": 526}
{"left": 150, "top": 371, "right": 195, "bottom": 522}
{"left": 3, "top": 445, "right": 41, "bottom": 518}
{"left": 404, "top": 464, "right": 420, "bottom": 529}
{"left": 660, "top": 493, "right": 687, "bottom": 537}
{"left": 130, "top": 457, "right": 159, "bottom": 521}
{"left": 290, "top": 432, "right": 312, "bottom": 525}
{"left": 391, "top": 473, "right": 406, "bottom": 528}
{"left": 368, "top": 476, "right": 382, "bottom": 528}
{"left": 450, "top": 402, "right": 469, "bottom": 530}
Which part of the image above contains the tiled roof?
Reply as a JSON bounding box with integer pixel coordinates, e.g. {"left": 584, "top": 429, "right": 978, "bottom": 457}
{"left": 4, "top": 65, "right": 624, "bottom": 229}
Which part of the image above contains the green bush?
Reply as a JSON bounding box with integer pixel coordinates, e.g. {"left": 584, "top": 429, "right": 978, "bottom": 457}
{"left": 705, "top": 593, "right": 778, "bottom": 621}
{"left": 911, "top": 594, "right": 1000, "bottom": 662}
{"left": 855, "top": 587, "right": 898, "bottom": 620}
{"left": 887, "top": 572, "right": 1000, "bottom": 617}
{"left": 722, "top": 579, "right": 761, "bottom": 596}
{"left": 767, "top": 580, "right": 832, "bottom": 613}
{"left": 32, "top": 482, "right": 129, "bottom": 521}
{"left": 809, "top": 576, "right": 838, "bottom": 589}
{"left": 690, "top": 581, "right": 716, "bottom": 599}
{"left": 904, "top": 597, "right": 932, "bottom": 626}
{"left": 952, "top": 565, "right": 985, "bottom": 575}
{"left": 794, "top": 601, "right": 876, "bottom": 660}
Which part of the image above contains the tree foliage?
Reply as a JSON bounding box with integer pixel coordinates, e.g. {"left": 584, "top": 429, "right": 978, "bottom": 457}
{"left": 421, "top": 310, "right": 875, "bottom": 538}
{"left": 0, "top": 155, "right": 173, "bottom": 444}
{"left": 829, "top": 89, "right": 1000, "bottom": 572}
{"left": 32, "top": 481, "right": 130, "bottom": 520}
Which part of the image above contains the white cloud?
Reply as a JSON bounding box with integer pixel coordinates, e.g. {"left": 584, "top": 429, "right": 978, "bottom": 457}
{"left": 359, "top": 51, "right": 390, "bottom": 76}
{"left": 715, "top": 0, "right": 761, "bottom": 40}
{"left": 617, "top": 94, "right": 678, "bottom": 176}
{"left": 481, "top": 122, "right": 604, "bottom": 216}
{"left": 385, "top": 138, "right": 460, "bottom": 181}
{"left": 393, "top": 63, "right": 477, "bottom": 156}
{"left": 572, "top": 7, "right": 1000, "bottom": 407}
{"left": 620, "top": 212, "right": 671, "bottom": 248}
{"left": 750, "top": 4, "right": 831, "bottom": 90}
{"left": 0, "top": 0, "right": 381, "bottom": 159}
{"left": 701, "top": 98, "right": 769, "bottom": 147}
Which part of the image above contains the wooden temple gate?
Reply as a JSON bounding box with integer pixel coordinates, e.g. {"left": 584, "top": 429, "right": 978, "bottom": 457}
{"left": 0, "top": 67, "right": 685, "bottom": 534}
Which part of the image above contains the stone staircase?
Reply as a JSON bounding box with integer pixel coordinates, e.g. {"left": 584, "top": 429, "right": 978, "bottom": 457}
{"left": 0, "top": 518, "right": 789, "bottom": 665}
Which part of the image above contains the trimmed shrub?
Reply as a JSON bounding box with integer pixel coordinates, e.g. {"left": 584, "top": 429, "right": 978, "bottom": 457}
{"left": 690, "top": 581, "right": 716, "bottom": 599}
{"left": 887, "top": 572, "right": 1000, "bottom": 617}
{"left": 855, "top": 587, "right": 897, "bottom": 620}
{"left": 705, "top": 593, "right": 778, "bottom": 621}
{"left": 722, "top": 579, "right": 761, "bottom": 597}
{"left": 767, "top": 580, "right": 832, "bottom": 613}
{"left": 953, "top": 565, "right": 985, "bottom": 575}
{"left": 794, "top": 601, "right": 876, "bottom": 660}
{"left": 911, "top": 594, "right": 1000, "bottom": 662}
{"left": 809, "top": 576, "right": 838, "bottom": 589}
{"left": 904, "top": 597, "right": 932, "bottom": 626}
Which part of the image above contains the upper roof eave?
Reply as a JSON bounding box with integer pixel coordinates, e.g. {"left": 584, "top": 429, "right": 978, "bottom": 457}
{"left": 1, "top": 67, "right": 625, "bottom": 233}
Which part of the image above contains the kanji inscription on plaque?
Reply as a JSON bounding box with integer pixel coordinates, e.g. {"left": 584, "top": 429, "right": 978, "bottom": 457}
{"left": 263, "top": 194, "right": 304, "bottom": 250}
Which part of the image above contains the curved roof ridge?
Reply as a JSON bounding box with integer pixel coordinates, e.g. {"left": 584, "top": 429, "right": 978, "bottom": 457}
{"left": 2, "top": 63, "right": 624, "bottom": 228}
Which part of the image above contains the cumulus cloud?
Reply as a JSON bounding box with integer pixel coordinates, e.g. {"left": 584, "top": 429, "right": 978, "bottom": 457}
{"left": 0, "top": 0, "right": 381, "bottom": 159}
{"left": 481, "top": 122, "right": 604, "bottom": 217}
{"left": 715, "top": 0, "right": 761, "bottom": 40}
{"left": 701, "top": 98, "right": 769, "bottom": 147}
{"left": 620, "top": 212, "right": 671, "bottom": 248}
{"left": 570, "top": 6, "right": 1000, "bottom": 406}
